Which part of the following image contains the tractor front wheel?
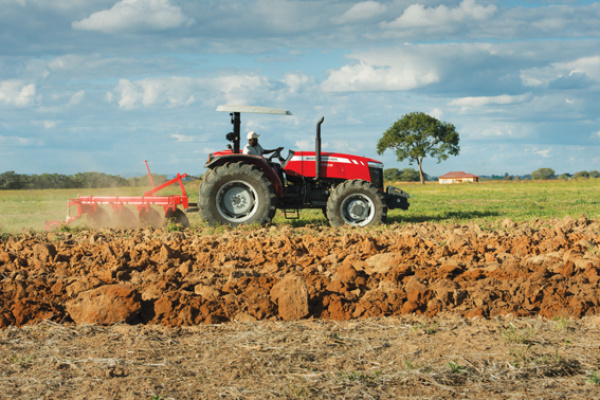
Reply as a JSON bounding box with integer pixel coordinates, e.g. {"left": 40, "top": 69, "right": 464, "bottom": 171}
{"left": 326, "top": 180, "right": 386, "bottom": 227}
{"left": 198, "top": 162, "right": 277, "bottom": 226}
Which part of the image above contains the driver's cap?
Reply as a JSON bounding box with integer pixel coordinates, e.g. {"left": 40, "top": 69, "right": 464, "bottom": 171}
{"left": 247, "top": 131, "right": 260, "bottom": 140}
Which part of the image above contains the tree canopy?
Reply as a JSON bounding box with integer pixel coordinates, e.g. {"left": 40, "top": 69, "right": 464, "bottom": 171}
{"left": 573, "top": 171, "right": 590, "bottom": 179}
{"left": 384, "top": 167, "right": 423, "bottom": 182}
{"left": 531, "top": 168, "right": 556, "bottom": 180}
{"left": 376, "top": 112, "right": 460, "bottom": 184}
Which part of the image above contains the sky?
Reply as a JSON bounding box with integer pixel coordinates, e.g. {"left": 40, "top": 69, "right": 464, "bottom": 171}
{"left": 1, "top": 0, "right": 599, "bottom": 178}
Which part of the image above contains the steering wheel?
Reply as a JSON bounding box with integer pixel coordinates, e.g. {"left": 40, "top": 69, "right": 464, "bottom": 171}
{"left": 268, "top": 147, "right": 285, "bottom": 163}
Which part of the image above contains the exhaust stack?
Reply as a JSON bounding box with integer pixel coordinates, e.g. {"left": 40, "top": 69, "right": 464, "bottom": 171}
{"left": 315, "top": 117, "right": 324, "bottom": 179}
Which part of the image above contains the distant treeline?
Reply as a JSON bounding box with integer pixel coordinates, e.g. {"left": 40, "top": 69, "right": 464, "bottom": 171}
{"left": 0, "top": 171, "right": 171, "bottom": 190}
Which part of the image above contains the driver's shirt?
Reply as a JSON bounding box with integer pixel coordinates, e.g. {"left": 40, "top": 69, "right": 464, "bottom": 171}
{"left": 243, "top": 143, "right": 265, "bottom": 156}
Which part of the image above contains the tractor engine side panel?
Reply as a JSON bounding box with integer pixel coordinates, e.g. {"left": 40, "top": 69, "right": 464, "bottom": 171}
{"left": 283, "top": 151, "right": 374, "bottom": 183}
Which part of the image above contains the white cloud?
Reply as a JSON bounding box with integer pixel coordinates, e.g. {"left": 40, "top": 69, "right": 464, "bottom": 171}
{"left": 479, "top": 125, "right": 519, "bottom": 139}
{"left": 332, "top": 1, "right": 387, "bottom": 24}
{"left": 458, "top": 120, "right": 535, "bottom": 141}
{"left": 0, "top": 80, "right": 37, "bottom": 107}
{"left": 32, "top": 120, "right": 59, "bottom": 129}
{"left": 429, "top": 108, "right": 443, "bottom": 120}
{"left": 48, "top": 55, "right": 80, "bottom": 70}
{"left": 294, "top": 140, "right": 312, "bottom": 151}
{"left": 72, "top": 0, "right": 193, "bottom": 34}
{"left": 567, "top": 55, "right": 600, "bottom": 80}
{"left": 251, "top": 0, "right": 322, "bottom": 34}
{"left": 449, "top": 93, "right": 532, "bottom": 109}
{"left": 521, "top": 55, "right": 600, "bottom": 87}
{"left": 68, "top": 90, "right": 85, "bottom": 106}
{"left": 526, "top": 147, "right": 552, "bottom": 158}
{"left": 115, "top": 77, "right": 197, "bottom": 109}
{"left": 322, "top": 50, "right": 439, "bottom": 92}
{"left": 171, "top": 134, "right": 196, "bottom": 143}
{"left": 382, "top": 0, "right": 497, "bottom": 29}
{"left": 43, "top": 120, "right": 57, "bottom": 129}
{"left": 111, "top": 75, "right": 271, "bottom": 110}
{"left": 282, "top": 73, "right": 312, "bottom": 94}
{"left": 0, "top": 135, "right": 41, "bottom": 146}
{"left": 115, "top": 79, "right": 142, "bottom": 110}
{"left": 328, "top": 139, "right": 365, "bottom": 154}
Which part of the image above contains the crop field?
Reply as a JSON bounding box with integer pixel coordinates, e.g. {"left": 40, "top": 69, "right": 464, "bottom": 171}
{"left": 1, "top": 178, "right": 600, "bottom": 399}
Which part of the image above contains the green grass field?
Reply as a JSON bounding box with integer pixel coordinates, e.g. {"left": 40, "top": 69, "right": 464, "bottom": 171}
{"left": 390, "top": 178, "right": 600, "bottom": 225}
{"left": 0, "top": 178, "right": 598, "bottom": 233}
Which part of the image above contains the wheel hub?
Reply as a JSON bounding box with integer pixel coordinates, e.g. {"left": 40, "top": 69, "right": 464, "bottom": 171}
{"left": 348, "top": 200, "right": 368, "bottom": 220}
{"left": 223, "top": 186, "right": 253, "bottom": 215}
{"left": 216, "top": 180, "right": 258, "bottom": 222}
{"left": 341, "top": 193, "right": 376, "bottom": 226}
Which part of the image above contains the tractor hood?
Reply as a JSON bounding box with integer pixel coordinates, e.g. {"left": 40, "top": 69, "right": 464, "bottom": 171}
{"left": 283, "top": 151, "right": 383, "bottom": 184}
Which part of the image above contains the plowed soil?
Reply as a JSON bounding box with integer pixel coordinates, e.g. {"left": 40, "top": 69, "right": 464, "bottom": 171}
{"left": 1, "top": 216, "right": 600, "bottom": 399}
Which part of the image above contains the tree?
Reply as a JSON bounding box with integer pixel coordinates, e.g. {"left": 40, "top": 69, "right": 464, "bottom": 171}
{"left": 399, "top": 168, "right": 421, "bottom": 182}
{"left": 383, "top": 167, "right": 422, "bottom": 182}
{"left": 590, "top": 170, "right": 600, "bottom": 178}
{"left": 376, "top": 112, "right": 460, "bottom": 184}
{"left": 0, "top": 171, "right": 23, "bottom": 189}
{"left": 531, "top": 168, "right": 556, "bottom": 180}
{"left": 383, "top": 168, "right": 401, "bottom": 182}
{"left": 573, "top": 171, "right": 589, "bottom": 179}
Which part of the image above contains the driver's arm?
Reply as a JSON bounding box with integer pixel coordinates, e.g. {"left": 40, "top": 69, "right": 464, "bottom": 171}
{"left": 263, "top": 147, "right": 283, "bottom": 154}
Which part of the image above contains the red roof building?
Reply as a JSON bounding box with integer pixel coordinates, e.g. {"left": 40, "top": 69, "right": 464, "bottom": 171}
{"left": 438, "top": 171, "right": 479, "bottom": 184}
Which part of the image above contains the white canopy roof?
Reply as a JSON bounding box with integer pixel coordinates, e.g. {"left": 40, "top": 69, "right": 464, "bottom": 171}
{"left": 216, "top": 105, "right": 292, "bottom": 115}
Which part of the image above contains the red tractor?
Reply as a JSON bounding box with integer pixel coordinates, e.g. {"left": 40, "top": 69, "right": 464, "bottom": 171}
{"left": 198, "top": 105, "right": 409, "bottom": 227}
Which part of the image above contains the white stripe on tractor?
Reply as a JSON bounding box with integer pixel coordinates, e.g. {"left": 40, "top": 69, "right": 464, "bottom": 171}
{"left": 289, "top": 155, "right": 352, "bottom": 164}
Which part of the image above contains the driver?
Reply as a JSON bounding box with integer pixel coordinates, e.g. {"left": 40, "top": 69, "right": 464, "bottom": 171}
{"left": 243, "top": 131, "right": 282, "bottom": 157}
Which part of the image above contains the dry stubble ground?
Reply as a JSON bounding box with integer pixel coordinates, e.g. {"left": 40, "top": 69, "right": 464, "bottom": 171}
{"left": 1, "top": 217, "right": 600, "bottom": 399}
{"left": 1, "top": 316, "right": 600, "bottom": 399}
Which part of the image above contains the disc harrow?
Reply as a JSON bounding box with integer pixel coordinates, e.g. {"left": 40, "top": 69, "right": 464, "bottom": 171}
{"left": 46, "top": 162, "right": 191, "bottom": 230}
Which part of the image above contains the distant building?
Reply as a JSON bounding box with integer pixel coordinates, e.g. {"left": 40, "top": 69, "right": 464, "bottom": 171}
{"left": 438, "top": 171, "right": 479, "bottom": 184}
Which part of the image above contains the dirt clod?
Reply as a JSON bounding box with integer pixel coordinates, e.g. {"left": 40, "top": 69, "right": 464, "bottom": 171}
{"left": 270, "top": 274, "right": 309, "bottom": 320}
{"left": 66, "top": 284, "right": 142, "bottom": 325}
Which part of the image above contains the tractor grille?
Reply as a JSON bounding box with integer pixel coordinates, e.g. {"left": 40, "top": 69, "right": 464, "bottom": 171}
{"left": 369, "top": 167, "right": 384, "bottom": 189}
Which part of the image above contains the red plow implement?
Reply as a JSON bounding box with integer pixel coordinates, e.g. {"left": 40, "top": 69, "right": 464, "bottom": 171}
{"left": 46, "top": 162, "right": 191, "bottom": 230}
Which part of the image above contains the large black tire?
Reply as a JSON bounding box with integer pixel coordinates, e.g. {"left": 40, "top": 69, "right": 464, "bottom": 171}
{"left": 326, "top": 180, "right": 387, "bottom": 227}
{"left": 198, "top": 162, "right": 277, "bottom": 226}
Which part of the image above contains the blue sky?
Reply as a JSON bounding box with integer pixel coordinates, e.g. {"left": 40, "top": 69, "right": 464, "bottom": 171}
{"left": 1, "top": 0, "right": 599, "bottom": 178}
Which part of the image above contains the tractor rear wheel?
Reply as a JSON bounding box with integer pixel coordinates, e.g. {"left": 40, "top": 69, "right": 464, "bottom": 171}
{"left": 198, "top": 162, "right": 277, "bottom": 226}
{"left": 326, "top": 180, "right": 386, "bottom": 227}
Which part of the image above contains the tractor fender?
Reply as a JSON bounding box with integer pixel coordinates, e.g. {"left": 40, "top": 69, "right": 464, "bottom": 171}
{"left": 205, "top": 154, "right": 285, "bottom": 198}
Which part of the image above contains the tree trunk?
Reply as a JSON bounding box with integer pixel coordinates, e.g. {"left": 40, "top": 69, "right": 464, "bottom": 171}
{"left": 418, "top": 162, "right": 425, "bottom": 184}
